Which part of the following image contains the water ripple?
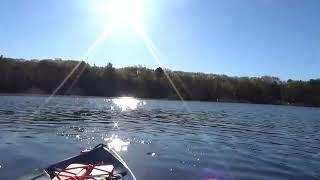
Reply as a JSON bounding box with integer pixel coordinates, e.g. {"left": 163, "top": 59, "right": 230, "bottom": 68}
{"left": 0, "top": 96, "right": 320, "bottom": 179}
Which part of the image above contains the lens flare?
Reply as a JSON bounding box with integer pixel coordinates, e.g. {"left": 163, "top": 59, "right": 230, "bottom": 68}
{"left": 133, "top": 23, "right": 192, "bottom": 112}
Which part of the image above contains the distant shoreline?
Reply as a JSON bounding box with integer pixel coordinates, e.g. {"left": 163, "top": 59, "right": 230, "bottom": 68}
{"left": 1, "top": 57, "right": 319, "bottom": 108}
{"left": 0, "top": 93, "right": 313, "bottom": 108}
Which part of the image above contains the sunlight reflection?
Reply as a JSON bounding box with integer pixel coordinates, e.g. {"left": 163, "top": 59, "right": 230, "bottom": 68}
{"left": 104, "top": 134, "right": 130, "bottom": 152}
{"left": 111, "top": 97, "right": 144, "bottom": 111}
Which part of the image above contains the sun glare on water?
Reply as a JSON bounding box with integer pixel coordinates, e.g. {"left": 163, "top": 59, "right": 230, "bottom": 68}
{"left": 111, "top": 97, "right": 144, "bottom": 111}
{"left": 104, "top": 134, "right": 130, "bottom": 152}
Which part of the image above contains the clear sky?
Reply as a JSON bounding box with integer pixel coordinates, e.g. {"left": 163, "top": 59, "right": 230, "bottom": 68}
{"left": 0, "top": 0, "right": 319, "bottom": 80}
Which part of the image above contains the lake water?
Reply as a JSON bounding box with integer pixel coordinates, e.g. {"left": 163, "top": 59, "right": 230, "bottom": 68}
{"left": 0, "top": 95, "right": 319, "bottom": 180}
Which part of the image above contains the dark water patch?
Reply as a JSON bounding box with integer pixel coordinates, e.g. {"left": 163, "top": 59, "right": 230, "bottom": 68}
{"left": 0, "top": 110, "right": 15, "bottom": 115}
{"left": 22, "top": 135, "right": 34, "bottom": 139}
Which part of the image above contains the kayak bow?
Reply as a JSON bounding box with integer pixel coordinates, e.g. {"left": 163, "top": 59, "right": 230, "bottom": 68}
{"left": 35, "top": 144, "right": 136, "bottom": 180}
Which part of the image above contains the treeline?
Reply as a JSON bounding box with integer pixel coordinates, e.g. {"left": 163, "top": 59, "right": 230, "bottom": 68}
{"left": 0, "top": 56, "right": 320, "bottom": 107}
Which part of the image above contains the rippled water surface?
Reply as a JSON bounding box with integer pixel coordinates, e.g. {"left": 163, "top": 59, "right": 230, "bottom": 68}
{"left": 0, "top": 95, "right": 320, "bottom": 180}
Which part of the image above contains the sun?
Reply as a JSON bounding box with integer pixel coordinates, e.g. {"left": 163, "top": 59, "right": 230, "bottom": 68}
{"left": 106, "top": 0, "right": 143, "bottom": 24}
{"left": 94, "top": 0, "right": 144, "bottom": 27}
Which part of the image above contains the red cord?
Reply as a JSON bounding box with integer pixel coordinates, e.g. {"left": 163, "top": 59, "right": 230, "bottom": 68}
{"left": 54, "top": 164, "right": 113, "bottom": 180}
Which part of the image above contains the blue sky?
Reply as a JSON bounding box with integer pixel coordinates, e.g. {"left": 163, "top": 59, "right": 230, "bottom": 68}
{"left": 0, "top": 0, "right": 319, "bottom": 80}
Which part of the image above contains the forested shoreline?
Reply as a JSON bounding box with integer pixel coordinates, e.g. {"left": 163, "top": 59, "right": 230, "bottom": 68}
{"left": 1, "top": 56, "right": 320, "bottom": 107}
